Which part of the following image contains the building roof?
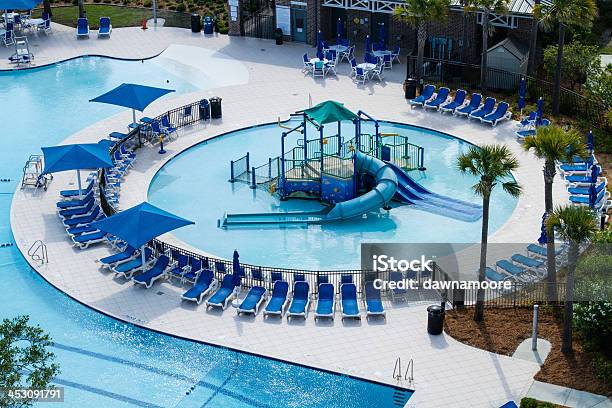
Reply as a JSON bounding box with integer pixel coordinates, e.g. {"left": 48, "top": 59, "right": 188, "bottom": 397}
{"left": 450, "top": 0, "right": 551, "bottom": 15}
{"left": 487, "top": 37, "right": 529, "bottom": 60}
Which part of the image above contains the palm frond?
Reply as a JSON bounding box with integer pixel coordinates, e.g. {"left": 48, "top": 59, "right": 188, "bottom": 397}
{"left": 546, "top": 205, "right": 599, "bottom": 243}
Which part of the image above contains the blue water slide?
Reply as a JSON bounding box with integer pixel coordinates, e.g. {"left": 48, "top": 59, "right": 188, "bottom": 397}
{"left": 386, "top": 161, "right": 483, "bottom": 222}
{"left": 220, "top": 152, "right": 397, "bottom": 227}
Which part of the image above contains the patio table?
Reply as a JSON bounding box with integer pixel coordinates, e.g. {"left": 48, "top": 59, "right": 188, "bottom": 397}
{"left": 27, "top": 18, "right": 44, "bottom": 26}
{"left": 357, "top": 63, "right": 376, "bottom": 71}
{"left": 327, "top": 45, "right": 348, "bottom": 53}
{"left": 0, "top": 29, "right": 5, "bottom": 37}
{"left": 310, "top": 58, "right": 329, "bottom": 65}
{"left": 372, "top": 50, "right": 392, "bottom": 58}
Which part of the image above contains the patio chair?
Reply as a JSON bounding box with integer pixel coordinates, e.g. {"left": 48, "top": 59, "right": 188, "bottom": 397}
{"left": 168, "top": 253, "right": 190, "bottom": 281}
{"left": 38, "top": 15, "right": 51, "bottom": 34}
{"left": 56, "top": 190, "right": 94, "bottom": 209}
{"left": 340, "top": 283, "right": 360, "bottom": 320}
{"left": 2, "top": 28, "right": 15, "bottom": 47}
{"left": 341, "top": 274, "right": 353, "bottom": 285}
{"left": 454, "top": 93, "right": 482, "bottom": 117}
{"left": 205, "top": 274, "right": 239, "bottom": 310}
{"left": 132, "top": 255, "right": 172, "bottom": 288}
{"left": 271, "top": 271, "right": 283, "bottom": 282}
{"left": 518, "top": 111, "right": 536, "bottom": 129}
{"left": 325, "top": 55, "right": 338, "bottom": 76}
{"left": 312, "top": 60, "right": 325, "bottom": 78}
{"left": 236, "top": 286, "right": 267, "bottom": 316}
{"left": 481, "top": 102, "right": 511, "bottom": 126}
{"left": 161, "top": 115, "right": 178, "bottom": 140}
{"left": 495, "top": 259, "right": 535, "bottom": 282}
{"left": 302, "top": 53, "right": 313, "bottom": 73}
{"left": 389, "top": 271, "right": 408, "bottom": 301}
{"left": 391, "top": 46, "right": 401, "bottom": 64}
{"left": 424, "top": 87, "right": 450, "bottom": 110}
{"left": 350, "top": 58, "right": 357, "bottom": 77}
{"left": 287, "top": 281, "right": 310, "bottom": 319}
{"left": 382, "top": 53, "right": 392, "bottom": 69}
{"left": 181, "top": 257, "right": 205, "bottom": 284}
{"left": 511, "top": 254, "right": 545, "bottom": 273}
{"left": 409, "top": 84, "right": 435, "bottom": 107}
{"left": 111, "top": 248, "right": 155, "bottom": 279}
{"left": 263, "top": 280, "right": 289, "bottom": 317}
{"left": 181, "top": 270, "right": 217, "bottom": 304}
{"left": 354, "top": 67, "right": 367, "bottom": 84}
{"left": 58, "top": 199, "right": 96, "bottom": 219}
{"left": 440, "top": 89, "right": 467, "bottom": 114}
{"left": 314, "top": 283, "right": 335, "bottom": 320}
{"left": 62, "top": 206, "right": 101, "bottom": 227}
{"left": 76, "top": 17, "right": 89, "bottom": 38}
{"left": 468, "top": 97, "right": 496, "bottom": 120}
{"left": 60, "top": 178, "right": 95, "bottom": 199}
{"left": 364, "top": 281, "right": 385, "bottom": 318}
{"left": 97, "top": 246, "right": 138, "bottom": 269}
{"left": 98, "top": 17, "right": 112, "bottom": 38}
{"left": 339, "top": 45, "right": 353, "bottom": 62}
{"left": 369, "top": 61, "right": 384, "bottom": 81}
{"left": 71, "top": 230, "right": 107, "bottom": 249}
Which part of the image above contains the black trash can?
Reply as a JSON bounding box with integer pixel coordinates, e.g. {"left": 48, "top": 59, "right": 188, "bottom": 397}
{"left": 210, "top": 97, "right": 222, "bottom": 119}
{"left": 203, "top": 16, "right": 214, "bottom": 34}
{"left": 274, "top": 28, "right": 283, "bottom": 45}
{"left": 199, "top": 99, "right": 210, "bottom": 120}
{"left": 426, "top": 305, "right": 444, "bottom": 335}
{"left": 405, "top": 78, "right": 417, "bottom": 99}
{"left": 191, "top": 13, "right": 201, "bottom": 32}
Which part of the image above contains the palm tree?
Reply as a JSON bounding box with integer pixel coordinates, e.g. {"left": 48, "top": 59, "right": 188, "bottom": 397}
{"left": 393, "top": 0, "right": 451, "bottom": 86}
{"left": 546, "top": 205, "right": 598, "bottom": 353}
{"left": 457, "top": 145, "right": 521, "bottom": 321}
{"left": 534, "top": 0, "right": 597, "bottom": 115}
{"left": 523, "top": 126, "right": 587, "bottom": 301}
{"left": 78, "top": 0, "right": 85, "bottom": 18}
{"left": 465, "top": 0, "right": 509, "bottom": 94}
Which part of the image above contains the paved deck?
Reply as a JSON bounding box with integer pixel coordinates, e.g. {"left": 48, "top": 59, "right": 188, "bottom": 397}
{"left": 8, "top": 26, "right": 572, "bottom": 407}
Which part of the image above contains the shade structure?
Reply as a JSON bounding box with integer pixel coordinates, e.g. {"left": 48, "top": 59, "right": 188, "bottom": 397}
{"left": 589, "top": 183, "right": 597, "bottom": 209}
{"left": 537, "top": 212, "right": 548, "bottom": 245}
{"left": 90, "top": 202, "right": 194, "bottom": 250}
{"left": 535, "top": 97, "right": 544, "bottom": 126}
{"left": 379, "top": 23, "right": 386, "bottom": 50}
{"left": 0, "top": 0, "right": 39, "bottom": 9}
{"left": 89, "top": 83, "right": 175, "bottom": 124}
{"left": 518, "top": 77, "right": 526, "bottom": 112}
{"left": 303, "top": 100, "right": 358, "bottom": 125}
{"left": 42, "top": 143, "right": 114, "bottom": 174}
{"left": 336, "top": 18, "right": 343, "bottom": 42}
{"left": 587, "top": 130, "right": 594, "bottom": 151}
{"left": 365, "top": 35, "right": 371, "bottom": 53}
{"left": 232, "top": 250, "right": 241, "bottom": 287}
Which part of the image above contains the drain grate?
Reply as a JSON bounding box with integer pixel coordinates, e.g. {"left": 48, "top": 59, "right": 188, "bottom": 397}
{"left": 156, "top": 291, "right": 164, "bottom": 295}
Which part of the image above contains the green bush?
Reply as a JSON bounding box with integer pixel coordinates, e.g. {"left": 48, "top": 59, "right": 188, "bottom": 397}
{"left": 573, "top": 302, "right": 612, "bottom": 352}
{"left": 520, "top": 397, "right": 556, "bottom": 408}
{"left": 592, "top": 353, "right": 612, "bottom": 383}
{"left": 176, "top": 2, "right": 186, "bottom": 11}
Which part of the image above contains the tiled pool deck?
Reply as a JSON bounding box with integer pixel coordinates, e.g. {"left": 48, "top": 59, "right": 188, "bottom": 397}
{"left": 8, "top": 25, "right": 572, "bottom": 407}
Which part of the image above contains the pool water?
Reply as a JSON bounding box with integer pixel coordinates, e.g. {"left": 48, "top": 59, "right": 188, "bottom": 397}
{"left": 1, "top": 57, "right": 409, "bottom": 407}
{"left": 148, "top": 121, "right": 519, "bottom": 270}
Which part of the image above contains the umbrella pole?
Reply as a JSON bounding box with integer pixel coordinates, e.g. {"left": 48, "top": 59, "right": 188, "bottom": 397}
{"left": 77, "top": 169, "right": 83, "bottom": 198}
{"left": 132, "top": 109, "right": 136, "bottom": 127}
{"left": 141, "top": 245, "right": 146, "bottom": 270}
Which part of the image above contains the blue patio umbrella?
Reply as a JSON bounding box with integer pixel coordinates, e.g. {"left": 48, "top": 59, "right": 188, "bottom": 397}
{"left": 589, "top": 183, "right": 597, "bottom": 209}
{"left": 89, "top": 83, "right": 175, "bottom": 125}
{"left": 91, "top": 201, "right": 194, "bottom": 267}
{"left": 316, "top": 30, "right": 322, "bottom": 53}
{"left": 379, "top": 23, "right": 386, "bottom": 50}
{"left": 590, "top": 164, "right": 600, "bottom": 183}
{"left": 41, "top": 143, "right": 114, "bottom": 196}
{"left": 0, "top": 0, "right": 39, "bottom": 9}
{"left": 518, "top": 77, "right": 526, "bottom": 115}
{"left": 537, "top": 212, "right": 548, "bottom": 245}
{"left": 365, "top": 35, "right": 371, "bottom": 54}
{"left": 336, "top": 18, "right": 343, "bottom": 43}
{"left": 587, "top": 130, "right": 594, "bottom": 152}
{"left": 535, "top": 97, "right": 544, "bottom": 126}
{"left": 232, "top": 250, "right": 241, "bottom": 287}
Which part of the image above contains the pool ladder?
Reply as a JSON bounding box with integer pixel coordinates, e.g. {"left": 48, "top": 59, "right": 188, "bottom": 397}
{"left": 393, "top": 357, "right": 414, "bottom": 383}
{"left": 28, "top": 240, "right": 48, "bottom": 265}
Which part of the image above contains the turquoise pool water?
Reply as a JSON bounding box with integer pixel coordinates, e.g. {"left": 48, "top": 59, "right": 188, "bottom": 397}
{"left": 1, "top": 57, "right": 408, "bottom": 407}
{"left": 148, "top": 121, "right": 519, "bottom": 270}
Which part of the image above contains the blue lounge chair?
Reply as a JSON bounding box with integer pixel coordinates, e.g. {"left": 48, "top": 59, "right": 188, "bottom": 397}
{"left": 181, "top": 258, "right": 204, "bottom": 283}
{"left": 112, "top": 248, "right": 154, "bottom": 279}
{"left": 71, "top": 230, "right": 107, "bottom": 249}
{"left": 454, "top": 93, "right": 482, "bottom": 117}
{"left": 389, "top": 271, "right": 407, "bottom": 301}
{"left": 168, "top": 253, "right": 190, "bottom": 281}
{"left": 511, "top": 254, "right": 544, "bottom": 269}
{"left": 341, "top": 274, "right": 353, "bottom": 285}
{"left": 364, "top": 281, "right": 385, "bottom": 318}
{"left": 565, "top": 166, "right": 602, "bottom": 184}
{"left": 481, "top": 102, "right": 511, "bottom": 126}
{"left": 287, "top": 281, "right": 310, "bottom": 319}
{"left": 76, "top": 17, "right": 89, "bottom": 38}
{"left": 468, "top": 97, "right": 496, "bottom": 120}
{"left": 161, "top": 115, "right": 178, "bottom": 139}
{"left": 515, "top": 119, "right": 552, "bottom": 140}
{"left": 66, "top": 223, "right": 98, "bottom": 236}
{"left": 97, "top": 246, "right": 137, "bottom": 269}
{"left": 341, "top": 283, "right": 360, "bottom": 320}
{"left": 98, "top": 17, "right": 112, "bottom": 37}
{"left": 181, "top": 270, "right": 216, "bottom": 304}
{"left": 133, "top": 255, "right": 171, "bottom": 288}
{"left": 424, "top": 87, "right": 450, "bottom": 110}
{"left": 57, "top": 191, "right": 95, "bottom": 209}
{"left": 206, "top": 274, "right": 238, "bottom": 310}
{"left": 518, "top": 111, "right": 536, "bottom": 128}
{"left": 485, "top": 267, "right": 510, "bottom": 282}
{"left": 568, "top": 180, "right": 606, "bottom": 196}
{"left": 526, "top": 243, "right": 567, "bottom": 259}
{"left": 314, "top": 283, "right": 335, "bottom": 319}
{"left": 409, "top": 84, "right": 435, "bottom": 107}
{"left": 58, "top": 200, "right": 95, "bottom": 219}
{"left": 263, "top": 280, "right": 289, "bottom": 317}
{"left": 570, "top": 189, "right": 609, "bottom": 210}
{"left": 560, "top": 161, "right": 591, "bottom": 173}
{"left": 440, "top": 89, "right": 467, "bottom": 113}
{"left": 271, "top": 271, "right": 283, "bottom": 282}
{"left": 496, "top": 260, "right": 530, "bottom": 281}
{"left": 63, "top": 206, "right": 101, "bottom": 227}
{"left": 60, "top": 179, "right": 94, "bottom": 198}
{"left": 237, "top": 286, "right": 267, "bottom": 316}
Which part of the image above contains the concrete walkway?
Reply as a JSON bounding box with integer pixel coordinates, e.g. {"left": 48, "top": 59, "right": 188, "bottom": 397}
{"left": 527, "top": 381, "right": 612, "bottom": 408}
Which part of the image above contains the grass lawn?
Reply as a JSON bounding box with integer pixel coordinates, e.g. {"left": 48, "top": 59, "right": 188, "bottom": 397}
{"left": 34, "top": 5, "right": 147, "bottom": 29}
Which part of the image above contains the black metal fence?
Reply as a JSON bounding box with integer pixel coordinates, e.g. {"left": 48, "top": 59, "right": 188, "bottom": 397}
{"left": 241, "top": 14, "right": 275, "bottom": 39}
{"left": 408, "top": 56, "right": 609, "bottom": 130}
{"left": 446, "top": 281, "right": 567, "bottom": 308}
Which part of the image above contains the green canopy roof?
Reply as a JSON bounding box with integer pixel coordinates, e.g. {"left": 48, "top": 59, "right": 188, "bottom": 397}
{"left": 303, "top": 101, "right": 358, "bottom": 125}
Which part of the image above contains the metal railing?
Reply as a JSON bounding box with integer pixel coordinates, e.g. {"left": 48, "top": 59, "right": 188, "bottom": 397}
{"left": 28, "top": 240, "right": 48, "bottom": 265}
{"left": 408, "top": 56, "right": 610, "bottom": 131}
{"left": 230, "top": 153, "right": 250, "bottom": 183}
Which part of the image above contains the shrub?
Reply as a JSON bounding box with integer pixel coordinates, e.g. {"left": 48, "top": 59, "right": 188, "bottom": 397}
{"left": 520, "top": 397, "right": 556, "bottom": 408}
{"left": 543, "top": 41, "right": 601, "bottom": 90}
{"left": 592, "top": 353, "right": 612, "bottom": 383}
{"left": 176, "top": 2, "right": 186, "bottom": 11}
{"left": 573, "top": 302, "right": 612, "bottom": 352}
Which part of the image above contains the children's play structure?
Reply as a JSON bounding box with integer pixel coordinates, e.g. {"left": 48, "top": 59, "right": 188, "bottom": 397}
{"left": 221, "top": 101, "right": 482, "bottom": 227}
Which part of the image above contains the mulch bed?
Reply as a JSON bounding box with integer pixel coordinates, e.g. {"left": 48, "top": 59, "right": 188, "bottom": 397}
{"left": 444, "top": 307, "right": 611, "bottom": 396}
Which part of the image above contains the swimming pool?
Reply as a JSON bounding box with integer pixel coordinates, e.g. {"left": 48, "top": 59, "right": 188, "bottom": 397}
{"left": 148, "top": 121, "right": 519, "bottom": 270}
{"left": 1, "top": 57, "right": 410, "bottom": 407}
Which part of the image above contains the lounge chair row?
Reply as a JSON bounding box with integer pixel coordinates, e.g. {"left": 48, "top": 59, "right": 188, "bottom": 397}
{"left": 559, "top": 157, "right": 611, "bottom": 214}
{"left": 409, "top": 85, "right": 512, "bottom": 126}
{"left": 485, "top": 244, "right": 570, "bottom": 284}
{"left": 77, "top": 17, "right": 112, "bottom": 38}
